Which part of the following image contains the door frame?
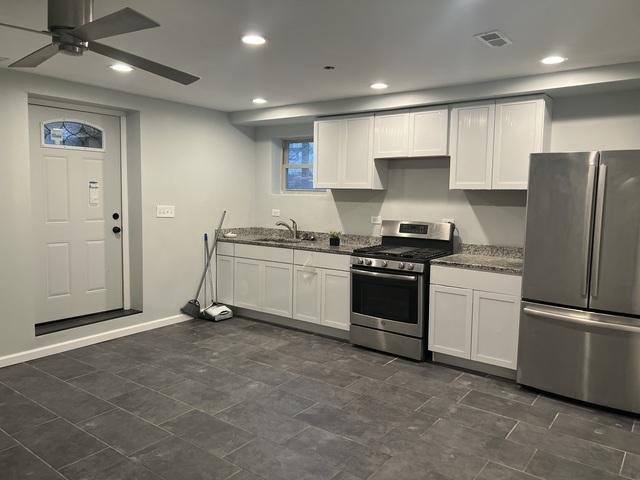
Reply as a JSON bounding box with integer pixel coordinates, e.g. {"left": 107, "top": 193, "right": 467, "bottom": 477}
{"left": 28, "top": 98, "right": 131, "bottom": 311}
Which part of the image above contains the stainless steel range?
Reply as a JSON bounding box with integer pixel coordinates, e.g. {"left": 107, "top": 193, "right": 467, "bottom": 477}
{"left": 350, "top": 220, "right": 454, "bottom": 360}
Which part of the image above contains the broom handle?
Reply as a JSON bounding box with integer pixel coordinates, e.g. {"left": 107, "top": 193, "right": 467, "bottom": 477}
{"left": 194, "top": 210, "right": 227, "bottom": 301}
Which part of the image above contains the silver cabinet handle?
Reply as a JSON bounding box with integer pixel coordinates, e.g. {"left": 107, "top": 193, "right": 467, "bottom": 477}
{"left": 523, "top": 306, "right": 640, "bottom": 334}
{"left": 582, "top": 164, "right": 596, "bottom": 296}
{"left": 351, "top": 269, "right": 417, "bottom": 282}
{"left": 591, "top": 164, "right": 607, "bottom": 297}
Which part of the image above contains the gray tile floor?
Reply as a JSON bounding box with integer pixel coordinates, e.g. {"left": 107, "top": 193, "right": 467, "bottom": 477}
{"left": 0, "top": 317, "right": 638, "bottom": 480}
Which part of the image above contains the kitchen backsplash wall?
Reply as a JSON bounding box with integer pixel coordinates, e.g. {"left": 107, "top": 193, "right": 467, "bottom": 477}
{"left": 253, "top": 89, "right": 640, "bottom": 247}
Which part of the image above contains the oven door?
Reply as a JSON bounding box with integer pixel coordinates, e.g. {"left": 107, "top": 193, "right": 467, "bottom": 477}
{"left": 351, "top": 267, "right": 424, "bottom": 337}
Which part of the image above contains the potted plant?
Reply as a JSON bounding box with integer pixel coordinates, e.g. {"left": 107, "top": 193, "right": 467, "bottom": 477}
{"left": 329, "top": 231, "right": 341, "bottom": 247}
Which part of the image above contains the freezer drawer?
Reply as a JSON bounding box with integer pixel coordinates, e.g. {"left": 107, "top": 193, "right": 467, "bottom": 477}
{"left": 517, "top": 301, "right": 640, "bottom": 414}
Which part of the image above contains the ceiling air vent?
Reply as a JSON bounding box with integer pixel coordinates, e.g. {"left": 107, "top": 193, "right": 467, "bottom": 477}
{"left": 474, "top": 30, "right": 512, "bottom": 48}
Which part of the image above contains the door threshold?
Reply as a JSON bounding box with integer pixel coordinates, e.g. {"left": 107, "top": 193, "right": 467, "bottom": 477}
{"left": 35, "top": 309, "right": 142, "bottom": 336}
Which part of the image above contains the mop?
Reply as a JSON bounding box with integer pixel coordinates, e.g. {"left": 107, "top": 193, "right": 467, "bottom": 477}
{"left": 200, "top": 231, "right": 233, "bottom": 321}
{"left": 181, "top": 211, "right": 233, "bottom": 321}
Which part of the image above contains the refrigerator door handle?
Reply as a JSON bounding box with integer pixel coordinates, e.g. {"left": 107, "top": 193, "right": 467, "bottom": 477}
{"left": 582, "top": 164, "right": 596, "bottom": 296}
{"left": 523, "top": 305, "right": 640, "bottom": 334}
{"left": 591, "top": 164, "right": 607, "bottom": 297}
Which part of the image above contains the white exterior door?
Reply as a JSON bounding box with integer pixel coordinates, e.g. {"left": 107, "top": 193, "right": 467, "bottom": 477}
{"left": 30, "top": 105, "right": 123, "bottom": 323}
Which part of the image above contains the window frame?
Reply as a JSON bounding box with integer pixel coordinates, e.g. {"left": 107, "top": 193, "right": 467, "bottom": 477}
{"left": 281, "top": 138, "right": 323, "bottom": 193}
{"left": 41, "top": 118, "right": 106, "bottom": 152}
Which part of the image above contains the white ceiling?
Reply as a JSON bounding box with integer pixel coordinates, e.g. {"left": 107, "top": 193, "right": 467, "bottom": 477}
{"left": 1, "top": 0, "right": 639, "bottom": 112}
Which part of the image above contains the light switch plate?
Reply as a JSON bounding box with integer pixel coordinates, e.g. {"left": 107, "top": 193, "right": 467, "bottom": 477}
{"left": 371, "top": 216, "right": 382, "bottom": 224}
{"left": 271, "top": 209, "right": 281, "bottom": 217}
{"left": 157, "top": 205, "right": 175, "bottom": 218}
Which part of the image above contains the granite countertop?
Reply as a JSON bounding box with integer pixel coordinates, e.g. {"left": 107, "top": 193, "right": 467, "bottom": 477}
{"left": 431, "top": 244, "right": 524, "bottom": 275}
{"left": 218, "top": 227, "right": 379, "bottom": 256}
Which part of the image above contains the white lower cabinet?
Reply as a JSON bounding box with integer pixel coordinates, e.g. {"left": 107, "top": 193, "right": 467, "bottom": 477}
{"left": 216, "top": 255, "right": 234, "bottom": 305}
{"left": 293, "top": 265, "right": 350, "bottom": 331}
{"left": 321, "top": 269, "right": 350, "bottom": 330}
{"left": 293, "top": 266, "right": 321, "bottom": 323}
{"left": 429, "top": 266, "right": 522, "bottom": 370}
{"left": 233, "top": 258, "right": 261, "bottom": 310}
{"left": 233, "top": 257, "right": 292, "bottom": 316}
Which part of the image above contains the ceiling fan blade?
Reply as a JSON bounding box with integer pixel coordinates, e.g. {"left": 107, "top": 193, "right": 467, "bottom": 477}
{"left": 68, "top": 7, "right": 159, "bottom": 42}
{"left": 9, "top": 43, "right": 59, "bottom": 67}
{"left": 0, "top": 22, "right": 52, "bottom": 36}
{"left": 89, "top": 41, "right": 199, "bottom": 85}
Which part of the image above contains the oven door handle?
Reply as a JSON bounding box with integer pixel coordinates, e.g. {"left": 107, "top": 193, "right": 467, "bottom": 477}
{"left": 351, "top": 269, "right": 417, "bottom": 282}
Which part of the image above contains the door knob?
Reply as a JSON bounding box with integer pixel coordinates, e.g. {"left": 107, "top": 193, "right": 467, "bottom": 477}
{"left": 112, "top": 226, "right": 121, "bottom": 234}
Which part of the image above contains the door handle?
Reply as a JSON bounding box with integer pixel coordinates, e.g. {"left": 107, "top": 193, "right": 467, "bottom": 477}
{"left": 582, "top": 164, "right": 596, "bottom": 296}
{"left": 591, "top": 164, "right": 607, "bottom": 297}
{"left": 523, "top": 306, "right": 640, "bottom": 334}
{"left": 112, "top": 226, "right": 121, "bottom": 234}
{"left": 351, "top": 269, "right": 417, "bottom": 282}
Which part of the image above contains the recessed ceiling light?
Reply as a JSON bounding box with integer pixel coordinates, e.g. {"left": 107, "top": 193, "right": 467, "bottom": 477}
{"left": 110, "top": 63, "right": 132, "bottom": 72}
{"left": 541, "top": 55, "right": 567, "bottom": 65}
{"left": 370, "top": 82, "right": 388, "bottom": 90}
{"left": 242, "top": 34, "right": 266, "bottom": 46}
{"left": 252, "top": 97, "right": 268, "bottom": 104}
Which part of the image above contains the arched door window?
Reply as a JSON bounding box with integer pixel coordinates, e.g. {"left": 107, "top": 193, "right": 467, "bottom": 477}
{"left": 42, "top": 119, "right": 105, "bottom": 151}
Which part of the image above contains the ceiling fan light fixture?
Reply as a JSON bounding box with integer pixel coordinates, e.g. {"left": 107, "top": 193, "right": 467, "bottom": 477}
{"left": 242, "top": 34, "right": 267, "bottom": 46}
{"left": 110, "top": 63, "right": 133, "bottom": 72}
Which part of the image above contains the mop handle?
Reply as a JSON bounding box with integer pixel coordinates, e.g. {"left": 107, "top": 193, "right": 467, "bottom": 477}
{"left": 193, "top": 210, "right": 227, "bottom": 301}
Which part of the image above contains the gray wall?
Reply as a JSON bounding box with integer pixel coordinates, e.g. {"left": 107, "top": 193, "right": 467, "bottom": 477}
{"left": 0, "top": 69, "right": 255, "bottom": 359}
{"left": 253, "top": 89, "right": 640, "bottom": 246}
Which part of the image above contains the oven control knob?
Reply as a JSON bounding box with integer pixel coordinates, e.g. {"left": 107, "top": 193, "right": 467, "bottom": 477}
{"left": 356, "top": 258, "right": 364, "bottom": 265}
{"left": 398, "top": 262, "right": 405, "bottom": 269}
{"left": 407, "top": 263, "right": 415, "bottom": 271}
{"left": 381, "top": 260, "right": 388, "bottom": 267}
{"left": 364, "top": 259, "right": 372, "bottom": 266}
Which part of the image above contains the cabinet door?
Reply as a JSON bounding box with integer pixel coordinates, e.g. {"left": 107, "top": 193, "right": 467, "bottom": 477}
{"left": 409, "top": 108, "right": 449, "bottom": 157}
{"left": 428, "top": 285, "right": 473, "bottom": 359}
{"left": 293, "top": 266, "right": 321, "bottom": 323}
{"left": 321, "top": 269, "right": 350, "bottom": 330}
{"left": 373, "top": 112, "right": 410, "bottom": 158}
{"left": 492, "top": 97, "right": 549, "bottom": 190}
{"left": 314, "top": 119, "right": 343, "bottom": 189}
{"left": 342, "top": 116, "right": 374, "bottom": 189}
{"left": 234, "top": 258, "right": 261, "bottom": 310}
{"left": 216, "top": 255, "right": 234, "bottom": 305}
{"left": 449, "top": 101, "right": 495, "bottom": 189}
{"left": 262, "top": 261, "right": 293, "bottom": 317}
{"left": 471, "top": 291, "right": 520, "bottom": 369}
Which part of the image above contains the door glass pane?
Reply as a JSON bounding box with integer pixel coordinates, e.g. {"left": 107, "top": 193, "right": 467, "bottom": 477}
{"left": 43, "top": 120, "right": 104, "bottom": 150}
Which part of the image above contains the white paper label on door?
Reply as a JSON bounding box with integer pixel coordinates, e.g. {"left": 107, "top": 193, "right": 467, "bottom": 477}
{"left": 51, "top": 128, "right": 64, "bottom": 145}
{"left": 89, "top": 180, "right": 100, "bottom": 206}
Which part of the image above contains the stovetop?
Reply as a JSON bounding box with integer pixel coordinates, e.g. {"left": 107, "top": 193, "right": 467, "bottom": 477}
{"left": 352, "top": 244, "right": 451, "bottom": 263}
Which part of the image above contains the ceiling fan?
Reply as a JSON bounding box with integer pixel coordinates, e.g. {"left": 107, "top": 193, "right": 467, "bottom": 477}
{"left": 0, "top": 0, "right": 199, "bottom": 85}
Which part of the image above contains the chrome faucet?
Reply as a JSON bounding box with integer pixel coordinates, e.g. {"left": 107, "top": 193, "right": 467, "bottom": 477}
{"left": 276, "top": 218, "right": 298, "bottom": 239}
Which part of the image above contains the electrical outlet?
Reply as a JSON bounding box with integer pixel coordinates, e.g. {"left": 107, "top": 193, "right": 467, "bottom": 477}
{"left": 441, "top": 217, "right": 455, "bottom": 224}
{"left": 271, "top": 209, "right": 281, "bottom": 217}
{"left": 156, "top": 205, "right": 175, "bottom": 218}
{"left": 371, "top": 216, "right": 382, "bottom": 224}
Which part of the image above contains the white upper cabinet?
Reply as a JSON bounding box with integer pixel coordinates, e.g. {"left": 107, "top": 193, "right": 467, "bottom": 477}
{"left": 374, "top": 107, "right": 449, "bottom": 159}
{"left": 314, "top": 115, "right": 385, "bottom": 190}
{"left": 449, "top": 95, "right": 551, "bottom": 190}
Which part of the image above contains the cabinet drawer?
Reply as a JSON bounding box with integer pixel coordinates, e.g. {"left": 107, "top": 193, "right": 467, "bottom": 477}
{"left": 234, "top": 244, "right": 293, "bottom": 263}
{"left": 430, "top": 265, "right": 521, "bottom": 296}
{"left": 294, "top": 250, "right": 350, "bottom": 271}
{"left": 217, "top": 241, "right": 235, "bottom": 256}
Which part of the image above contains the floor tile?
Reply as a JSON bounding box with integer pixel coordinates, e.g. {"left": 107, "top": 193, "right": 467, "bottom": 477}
{"left": 64, "top": 347, "right": 144, "bottom": 373}
{"left": 422, "top": 419, "right": 534, "bottom": 470}
{"left": 216, "top": 401, "right": 308, "bottom": 443}
{"left": 110, "top": 386, "right": 192, "bottom": 425}
{"left": 162, "top": 410, "right": 254, "bottom": 457}
{"left": 324, "top": 357, "right": 398, "bottom": 381}
{"left": 278, "top": 376, "right": 361, "bottom": 408}
{"left": 229, "top": 470, "right": 264, "bottom": 480}
{"left": 551, "top": 412, "right": 640, "bottom": 455}
{"left": 461, "top": 389, "right": 556, "bottom": 427}
{"left": 533, "top": 394, "right": 636, "bottom": 430}
{"left": 180, "top": 365, "right": 272, "bottom": 401}
{"left": 161, "top": 379, "right": 240, "bottom": 415}
{"left": 476, "top": 462, "right": 540, "bottom": 479}
{"left": 0, "top": 383, "right": 57, "bottom": 434}
{"left": 68, "top": 370, "right": 140, "bottom": 400}
{"left": 392, "top": 359, "right": 463, "bottom": 383}
{"left": 507, "top": 420, "right": 625, "bottom": 474}
{"left": 0, "top": 429, "right": 15, "bottom": 451}
{"left": 346, "top": 377, "right": 429, "bottom": 412}
{"left": 367, "top": 454, "right": 458, "bottom": 480}
{"left": 290, "top": 360, "right": 360, "bottom": 388}
{"left": 344, "top": 396, "right": 437, "bottom": 434}
{"left": 29, "top": 354, "right": 96, "bottom": 380}
{"left": 526, "top": 449, "right": 622, "bottom": 480}
{"left": 60, "top": 447, "right": 161, "bottom": 480}
{"left": 225, "top": 437, "right": 340, "bottom": 480}
{"left": 116, "top": 363, "right": 186, "bottom": 390}
{"left": 385, "top": 370, "right": 470, "bottom": 401}
{"left": 0, "top": 445, "right": 63, "bottom": 480}
{"left": 335, "top": 344, "right": 397, "bottom": 366}
{"left": 418, "top": 396, "right": 518, "bottom": 437}
{"left": 80, "top": 408, "right": 170, "bottom": 455}
{"left": 251, "top": 388, "right": 316, "bottom": 416}
{"left": 134, "top": 436, "right": 239, "bottom": 480}
{"left": 211, "top": 356, "right": 298, "bottom": 386}
{"left": 276, "top": 339, "right": 346, "bottom": 363}
{"left": 283, "top": 426, "right": 390, "bottom": 479}
{"left": 622, "top": 452, "right": 640, "bottom": 479}
{"left": 453, "top": 373, "right": 538, "bottom": 405}
{"left": 246, "top": 348, "right": 306, "bottom": 371}
{"left": 13, "top": 418, "right": 105, "bottom": 469}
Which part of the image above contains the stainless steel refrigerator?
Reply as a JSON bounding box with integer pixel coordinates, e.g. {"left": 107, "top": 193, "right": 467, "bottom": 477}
{"left": 518, "top": 150, "right": 640, "bottom": 414}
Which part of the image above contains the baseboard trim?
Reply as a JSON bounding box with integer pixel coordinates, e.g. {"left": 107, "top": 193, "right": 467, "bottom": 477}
{"left": 0, "top": 313, "right": 190, "bottom": 368}
{"left": 432, "top": 352, "right": 517, "bottom": 380}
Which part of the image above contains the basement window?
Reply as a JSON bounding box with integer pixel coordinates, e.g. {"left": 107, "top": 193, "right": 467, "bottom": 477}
{"left": 282, "top": 139, "right": 322, "bottom": 191}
